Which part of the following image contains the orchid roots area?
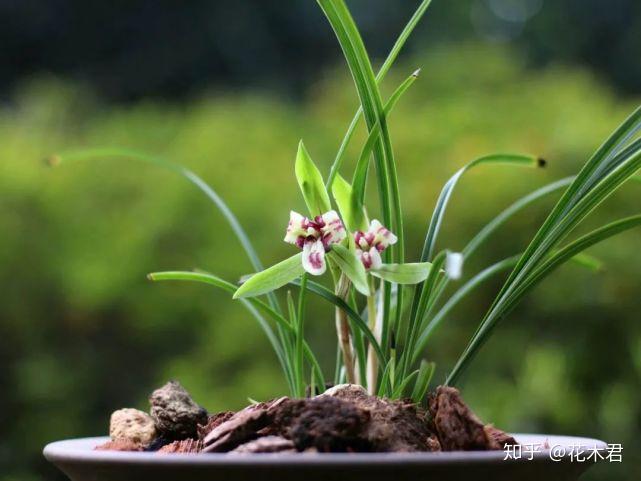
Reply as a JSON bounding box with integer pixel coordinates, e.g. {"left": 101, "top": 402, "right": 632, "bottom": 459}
{"left": 97, "top": 381, "right": 515, "bottom": 455}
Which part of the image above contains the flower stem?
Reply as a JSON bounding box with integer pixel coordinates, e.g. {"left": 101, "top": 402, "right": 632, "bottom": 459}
{"left": 366, "top": 277, "right": 379, "bottom": 394}
{"left": 296, "top": 273, "right": 308, "bottom": 397}
{"left": 335, "top": 274, "right": 356, "bottom": 384}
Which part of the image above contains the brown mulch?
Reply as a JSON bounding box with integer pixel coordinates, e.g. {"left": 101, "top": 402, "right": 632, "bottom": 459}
{"left": 99, "top": 384, "right": 516, "bottom": 455}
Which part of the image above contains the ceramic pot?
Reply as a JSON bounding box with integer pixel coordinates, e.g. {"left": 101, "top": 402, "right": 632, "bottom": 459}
{"left": 44, "top": 433, "right": 607, "bottom": 481}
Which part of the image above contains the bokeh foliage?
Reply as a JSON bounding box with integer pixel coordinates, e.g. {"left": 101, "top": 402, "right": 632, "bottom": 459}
{"left": 0, "top": 45, "right": 639, "bottom": 480}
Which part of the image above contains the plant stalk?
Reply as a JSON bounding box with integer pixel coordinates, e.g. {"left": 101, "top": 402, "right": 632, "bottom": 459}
{"left": 366, "top": 277, "right": 379, "bottom": 394}
{"left": 335, "top": 274, "right": 356, "bottom": 384}
{"left": 296, "top": 274, "right": 308, "bottom": 397}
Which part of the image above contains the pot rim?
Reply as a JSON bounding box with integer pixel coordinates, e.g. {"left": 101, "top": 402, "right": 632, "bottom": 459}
{"left": 44, "top": 434, "right": 608, "bottom": 466}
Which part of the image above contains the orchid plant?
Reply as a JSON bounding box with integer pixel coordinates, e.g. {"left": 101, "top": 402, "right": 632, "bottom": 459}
{"left": 51, "top": 0, "right": 641, "bottom": 402}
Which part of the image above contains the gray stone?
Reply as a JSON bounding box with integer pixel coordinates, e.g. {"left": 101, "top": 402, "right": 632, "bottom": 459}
{"left": 149, "top": 381, "right": 208, "bottom": 440}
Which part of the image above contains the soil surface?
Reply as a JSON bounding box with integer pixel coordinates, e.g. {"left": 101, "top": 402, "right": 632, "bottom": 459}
{"left": 97, "top": 382, "right": 516, "bottom": 454}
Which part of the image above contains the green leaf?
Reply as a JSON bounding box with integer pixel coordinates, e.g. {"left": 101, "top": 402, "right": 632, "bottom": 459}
{"left": 485, "top": 109, "right": 641, "bottom": 325}
{"left": 332, "top": 174, "right": 367, "bottom": 232}
{"left": 295, "top": 141, "right": 331, "bottom": 216}
{"left": 234, "top": 253, "right": 305, "bottom": 299}
{"left": 328, "top": 244, "right": 370, "bottom": 296}
{"left": 407, "top": 153, "right": 545, "bottom": 364}
{"left": 293, "top": 278, "right": 386, "bottom": 366}
{"left": 371, "top": 262, "right": 433, "bottom": 284}
{"left": 393, "top": 369, "right": 420, "bottom": 398}
{"left": 400, "top": 251, "right": 446, "bottom": 379}
{"left": 414, "top": 178, "right": 575, "bottom": 344}
{"left": 420, "top": 153, "right": 544, "bottom": 264}
{"left": 410, "top": 361, "right": 435, "bottom": 403}
{"left": 325, "top": 0, "right": 433, "bottom": 189}
{"left": 412, "top": 255, "right": 520, "bottom": 364}
{"left": 147, "top": 270, "right": 294, "bottom": 393}
{"left": 317, "top": 0, "right": 395, "bottom": 254}
{"left": 351, "top": 69, "right": 420, "bottom": 207}
{"left": 508, "top": 214, "right": 641, "bottom": 311}
{"left": 570, "top": 253, "right": 604, "bottom": 271}
{"left": 148, "top": 270, "right": 326, "bottom": 394}
{"left": 463, "top": 177, "right": 574, "bottom": 259}
{"left": 377, "top": 358, "right": 395, "bottom": 397}
{"left": 318, "top": 0, "right": 407, "bottom": 370}
{"left": 448, "top": 206, "right": 641, "bottom": 386}
{"left": 47, "top": 147, "right": 283, "bottom": 314}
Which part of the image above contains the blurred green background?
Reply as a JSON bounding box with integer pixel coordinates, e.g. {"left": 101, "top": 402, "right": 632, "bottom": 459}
{"left": 1, "top": 1, "right": 640, "bottom": 481}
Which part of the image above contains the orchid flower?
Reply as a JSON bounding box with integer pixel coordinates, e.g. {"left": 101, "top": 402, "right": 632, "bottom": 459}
{"left": 284, "top": 210, "right": 346, "bottom": 275}
{"left": 354, "top": 219, "right": 398, "bottom": 270}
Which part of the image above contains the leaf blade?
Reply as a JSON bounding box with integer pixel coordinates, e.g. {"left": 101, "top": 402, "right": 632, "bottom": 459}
{"left": 328, "top": 244, "right": 371, "bottom": 296}
{"left": 371, "top": 262, "right": 433, "bottom": 285}
{"left": 332, "top": 174, "right": 367, "bottom": 232}
{"left": 295, "top": 141, "right": 331, "bottom": 216}
{"left": 234, "top": 254, "right": 305, "bottom": 299}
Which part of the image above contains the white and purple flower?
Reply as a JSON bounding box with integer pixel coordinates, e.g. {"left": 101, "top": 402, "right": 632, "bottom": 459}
{"left": 354, "top": 219, "right": 398, "bottom": 270}
{"left": 284, "top": 210, "right": 346, "bottom": 275}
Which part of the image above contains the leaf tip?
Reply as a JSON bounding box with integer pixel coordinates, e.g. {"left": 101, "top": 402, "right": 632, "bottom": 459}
{"left": 146, "top": 273, "right": 155, "bottom": 281}
{"left": 412, "top": 68, "right": 421, "bottom": 78}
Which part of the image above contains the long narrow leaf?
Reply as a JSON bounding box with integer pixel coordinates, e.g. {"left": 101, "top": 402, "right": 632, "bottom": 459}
{"left": 351, "top": 69, "right": 420, "bottom": 205}
{"left": 49, "top": 147, "right": 282, "bottom": 313}
{"left": 147, "top": 270, "right": 294, "bottom": 393}
{"left": 400, "top": 251, "right": 446, "bottom": 378}
{"left": 318, "top": 0, "right": 400, "bottom": 366}
{"left": 148, "top": 270, "right": 325, "bottom": 390}
{"left": 293, "top": 278, "right": 386, "bottom": 366}
{"left": 448, "top": 212, "right": 641, "bottom": 385}
{"left": 502, "top": 214, "right": 641, "bottom": 319}
{"left": 496, "top": 140, "right": 641, "bottom": 311}
{"left": 409, "top": 153, "right": 544, "bottom": 339}
{"left": 410, "top": 360, "right": 435, "bottom": 403}
{"left": 325, "top": 0, "right": 433, "bottom": 189}
{"left": 318, "top": 0, "right": 393, "bottom": 239}
{"left": 421, "top": 154, "right": 545, "bottom": 263}
{"left": 412, "top": 255, "right": 520, "bottom": 364}
{"left": 493, "top": 110, "right": 641, "bottom": 312}
{"left": 464, "top": 177, "right": 574, "bottom": 258}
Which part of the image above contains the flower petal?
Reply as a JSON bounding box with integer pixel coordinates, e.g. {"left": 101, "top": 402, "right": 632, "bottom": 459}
{"left": 302, "top": 238, "right": 327, "bottom": 276}
{"left": 369, "top": 219, "right": 397, "bottom": 249}
{"left": 320, "top": 209, "right": 346, "bottom": 247}
{"left": 359, "top": 246, "right": 382, "bottom": 270}
{"left": 368, "top": 246, "right": 383, "bottom": 270}
{"left": 284, "top": 211, "right": 308, "bottom": 245}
